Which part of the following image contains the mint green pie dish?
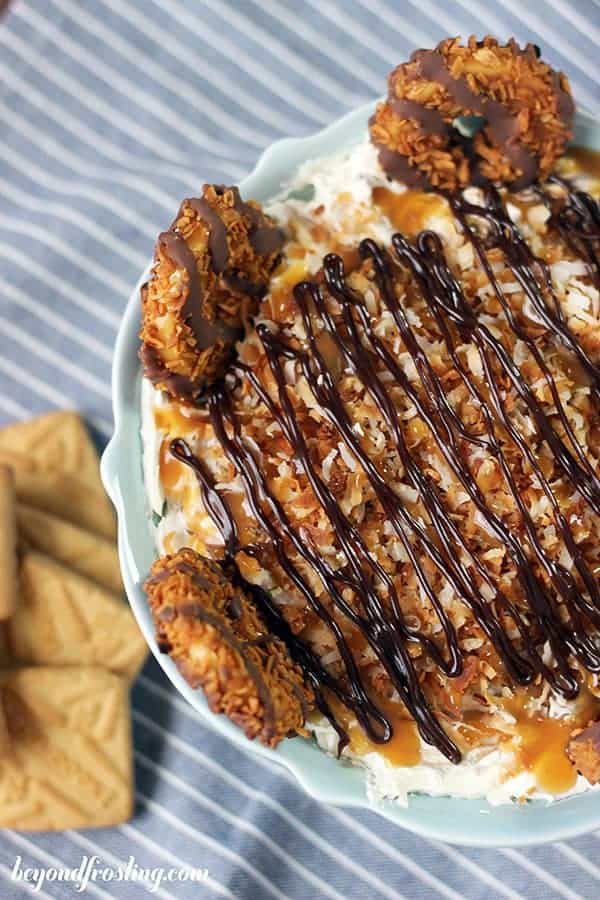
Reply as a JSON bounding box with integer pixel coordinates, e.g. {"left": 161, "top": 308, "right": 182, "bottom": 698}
{"left": 101, "top": 102, "right": 600, "bottom": 847}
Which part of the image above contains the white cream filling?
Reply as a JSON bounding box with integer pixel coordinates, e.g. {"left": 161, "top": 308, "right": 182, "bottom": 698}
{"left": 141, "top": 376, "right": 165, "bottom": 520}
{"left": 142, "top": 372, "right": 598, "bottom": 807}
{"left": 140, "top": 138, "right": 600, "bottom": 806}
{"left": 309, "top": 715, "right": 597, "bottom": 807}
{"left": 266, "top": 137, "right": 464, "bottom": 271}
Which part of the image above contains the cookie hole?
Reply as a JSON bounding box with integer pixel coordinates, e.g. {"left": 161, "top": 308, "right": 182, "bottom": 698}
{"left": 286, "top": 184, "right": 315, "bottom": 203}
{"left": 453, "top": 115, "right": 486, "bottom": 138}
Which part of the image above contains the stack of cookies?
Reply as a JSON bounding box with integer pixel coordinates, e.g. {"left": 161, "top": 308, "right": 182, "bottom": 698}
{"left": 0, "top": 411, "right": 148, "bottom": 831}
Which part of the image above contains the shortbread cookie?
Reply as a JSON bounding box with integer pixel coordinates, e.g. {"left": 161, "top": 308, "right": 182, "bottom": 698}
{"left": 0, "top": 411, "right": 100, "bottom": 484}
{"left": 0, "top": 465, "right": 18, "bottom": 620}
{"left": 0, "top": 456, "right": 114, "bottom": 540}
{"left": 0, "top": 666, "right": 133, "bottom": 830}
{"left": 0, "top": 689, "right": 11, "bottom": 756}
{"left": 5, "top": 553, "right": 146, "bottom": 679}
{"left": 0, "top": 411, "right": 115, "bottom": 540}
{"left": 17, "top": 504, "right": 123, "bottom": 594}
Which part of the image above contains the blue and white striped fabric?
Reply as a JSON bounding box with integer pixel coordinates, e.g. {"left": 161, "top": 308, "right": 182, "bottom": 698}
{"left": 1, "top": 1, "right": 600, "bottom": 897}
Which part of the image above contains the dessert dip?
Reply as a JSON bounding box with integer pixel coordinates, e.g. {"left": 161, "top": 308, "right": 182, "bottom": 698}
{"left": 140, "top": 37, "right": 600, "bottom": 806}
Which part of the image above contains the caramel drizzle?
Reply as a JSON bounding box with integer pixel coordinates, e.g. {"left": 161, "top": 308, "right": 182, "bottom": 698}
{"left": 169, "top": 180, "right": 600, "bottom": 763}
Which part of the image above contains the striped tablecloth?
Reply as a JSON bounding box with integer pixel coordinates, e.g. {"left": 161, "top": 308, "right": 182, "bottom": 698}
{"left": 1, "top": 1, "right": 600, "bottom": 897}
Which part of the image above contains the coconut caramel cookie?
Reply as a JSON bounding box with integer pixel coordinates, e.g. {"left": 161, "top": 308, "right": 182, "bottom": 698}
{"left": 145, "top": 548, "right": 314, "bottom": 747}
{"left": 140, "top": 184, "right": 284, "bottom": 402}
{"left": 369, "top": 36, "right": 574, "bottom": 190}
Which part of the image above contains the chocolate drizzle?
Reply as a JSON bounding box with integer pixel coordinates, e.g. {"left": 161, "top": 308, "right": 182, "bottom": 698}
{"left": 370, "top": 139, "right": 430, "bottom": 188}
{"left": 189, "top": 187, "right": 284, "bottom": 284}
{"left": 139, "top": 340, "right": 199, "bottom": 401}
{"left": 412, "top": 47, "right": 538, "bottom": 189}
{"left": 545, "top": 178, "right": 600, "bottom": 294}
{"left": 188, "top": 196, "right": 230, "bottom": 274}
{"left": 389, "top": 98, "right": 449, "bottom": 136}
{"left": 166, "top": 177, "right": 600, "bottom": 764}
{"left": 157, "top": 228, "right": 240, "bottom": 350}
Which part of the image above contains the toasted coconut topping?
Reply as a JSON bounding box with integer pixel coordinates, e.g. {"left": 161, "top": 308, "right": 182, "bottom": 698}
{"left": 144, "top": 37, "right": 600, "bottom": 791}
{"left": 148, "top": 164, "right": 600, "bottom": 765}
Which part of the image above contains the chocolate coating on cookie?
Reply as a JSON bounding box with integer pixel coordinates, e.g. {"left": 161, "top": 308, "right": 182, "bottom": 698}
{"left": 158, "top": 230, "right": 240, "bottom": 347}
{"left": 140, "top": 184, "right": 284, "bottom": 402}
{"left": 144, "top": 548, "right": 314, "bottom": 746}
{"left": 369, "top": 36, "right": 574, "bottom": 191}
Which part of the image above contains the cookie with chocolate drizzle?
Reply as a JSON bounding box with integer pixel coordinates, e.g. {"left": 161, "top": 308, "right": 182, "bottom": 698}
{"left": 370, "top": 35, "right": 574, "bottom": 191}
{"left": 145, "top": 548, "right": 314, "bottom": 747}
{"left": 140, "top": 184, "right": 284, "bottom": 402}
